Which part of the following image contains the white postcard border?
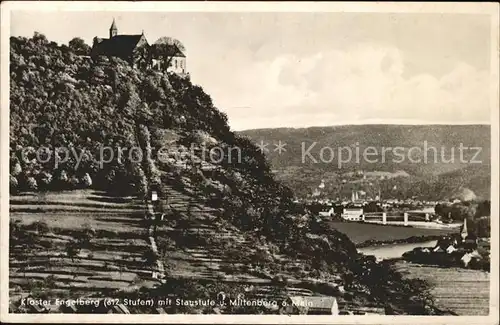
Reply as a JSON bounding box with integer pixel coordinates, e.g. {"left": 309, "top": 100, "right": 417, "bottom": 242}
{"left": 1, "top": 2, "right": 498, "bottom": 324}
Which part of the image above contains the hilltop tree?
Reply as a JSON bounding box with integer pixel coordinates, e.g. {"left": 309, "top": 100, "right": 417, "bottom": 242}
{"left": 32, "top": 31, "right": 48, "bottom": 45}
{"left": 151, "top": 37, "right": 185, "bottom": 71}
{"left": 68, "top": 37, "right": 90, "bottom": 56}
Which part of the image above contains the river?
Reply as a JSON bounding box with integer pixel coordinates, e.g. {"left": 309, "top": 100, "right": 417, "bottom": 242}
{"left": 357, "top": 240, "right": 438, "bottom": 261}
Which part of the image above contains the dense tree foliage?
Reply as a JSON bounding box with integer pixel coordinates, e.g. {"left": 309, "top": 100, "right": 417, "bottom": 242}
{"left": 9, "top": 33, "right": 228, "bottom": 196}
{"left": 434, "top": 200, "right": 490, "bottom": 237}
{"left": 68, "top": 37, "right": 91, "bottom": 56}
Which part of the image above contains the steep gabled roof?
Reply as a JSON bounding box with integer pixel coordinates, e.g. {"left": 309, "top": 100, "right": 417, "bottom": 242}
{"left": 169, "top": 44, "right": 186, "bottom": 58}
{"left": 92, "top": 35, "right": 148, "bottom": 58}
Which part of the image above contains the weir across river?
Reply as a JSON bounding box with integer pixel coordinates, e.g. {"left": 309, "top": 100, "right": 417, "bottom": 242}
{"left": 361, "top": 211, "right": 462, "bottom": 230}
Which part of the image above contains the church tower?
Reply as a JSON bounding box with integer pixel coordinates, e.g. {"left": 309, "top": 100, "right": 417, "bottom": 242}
{"left": 109, "top": 18, "right": 118, "bottom": 38}
{"left": 461, "top": 218, "right": 468, "bottom": 240}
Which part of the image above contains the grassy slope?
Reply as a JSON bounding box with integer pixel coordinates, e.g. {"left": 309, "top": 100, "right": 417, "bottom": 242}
{"left": 394, "top": 261, "right": 490, "bottom": 315}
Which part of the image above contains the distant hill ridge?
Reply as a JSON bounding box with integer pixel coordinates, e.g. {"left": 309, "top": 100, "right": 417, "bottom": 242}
{"left": 239, "top": 124, "right": 491, "bottom": 200}
{"left": 239, "top": 124, "right": 490, "bottom": 155}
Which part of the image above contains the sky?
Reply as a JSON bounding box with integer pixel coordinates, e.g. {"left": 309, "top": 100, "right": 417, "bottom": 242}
{"left": 10, "top": 11, "right": 494, "bottom": 130}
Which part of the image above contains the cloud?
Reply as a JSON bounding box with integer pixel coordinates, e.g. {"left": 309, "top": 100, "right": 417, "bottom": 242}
{"left": 199, "top": 43, "right": 490, "bottom": 130}
{"left": 381, "top": 61, "right": 490, "bottom": 122}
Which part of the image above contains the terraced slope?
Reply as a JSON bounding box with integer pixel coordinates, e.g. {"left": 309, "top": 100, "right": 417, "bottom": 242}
{"left": 394, "top": 261, "right": 490, "bottom": 315}
{"left": 154, "top": 174, "right": 334, "bottom": 300}
{"left": 9, "top": 190, "right": 158, "bottom": 311}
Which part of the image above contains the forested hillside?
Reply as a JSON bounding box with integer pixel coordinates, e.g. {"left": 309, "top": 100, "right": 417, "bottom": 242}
{"left": 10, "top": 33, "right": 230, "bottom": 194}
{"left": 9, "top": 33, "right": 449, "bottom": 315}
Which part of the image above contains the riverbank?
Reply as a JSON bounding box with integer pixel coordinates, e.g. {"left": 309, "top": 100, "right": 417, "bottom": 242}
{"left": 328, "top": 221, "right": 457, "bottom": 247}
{"left": 357, "top": 235, "right": 446, "bottom": 248}
{"left": 362, "top": 220, "right": 462, "bottom": 230}
{"left": 358, "top": 240, "right": 438, "bottom": 261}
